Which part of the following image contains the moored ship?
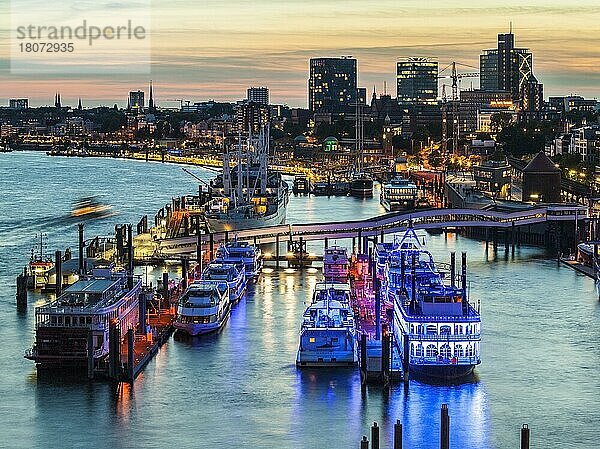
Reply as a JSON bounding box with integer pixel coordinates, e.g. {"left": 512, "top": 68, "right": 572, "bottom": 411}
{"left": 201, "top": 262, "right": 247, "bottom": 303}
{"left": 383, "top": 226, "right": 481, "bottom": 380}
{"left": 380, "top": 176, "right": 418, "bottom": 211}
{"left": 349, "top": 172, "right": 374, "bottom": 198}
{"left": 25, "top": 266, "right": 141, "bottom": 369}
{"left": 215, "top": 239, "right": 263, "bottom": 281}
{"left": 205, "top": 126, "right": 289, "bottom": 232}
{"left": 174, "top": 281, "right": 231, "bottom": 336}
{"left": 296, "top": 287, "right": 358, "bottom": 367}
{"left": 323, "top": 246, "right": 349, "bottom": 283}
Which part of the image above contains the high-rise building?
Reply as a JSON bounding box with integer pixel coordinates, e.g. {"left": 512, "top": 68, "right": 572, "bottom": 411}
{"left": 247, "top": 87, "right": 269, "bottom": 105}
{"left": 308, "top": 57, "right": 357, "bottom": 115}
{"left": 148, "top": 80, "right": 155, "bottom": 112}
{"left": 479, "top": 30, "right": 543, "bottom": 111}
{"left": 129, "top": 90, "right": 145, "bottom": 110}
{"left": 236, "top": 101, "right": 270, "bottom": 134}
{"left": 396, "top": 58, "right": 438, "bottom": 105}
{"left": 9, "top": 98, "right": 29, "bottom": 109}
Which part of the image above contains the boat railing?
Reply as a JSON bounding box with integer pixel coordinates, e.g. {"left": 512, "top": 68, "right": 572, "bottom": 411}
{"left": 409, "top": 355, "right": 481, "bottom": 366}
{"left": 407, "top": 333, "right": 481, "bottom": 342}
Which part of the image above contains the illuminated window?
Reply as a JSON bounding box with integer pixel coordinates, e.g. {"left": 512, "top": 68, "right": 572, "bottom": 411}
{"left": 309, "top": 337, "right": 315, "bottom": 343}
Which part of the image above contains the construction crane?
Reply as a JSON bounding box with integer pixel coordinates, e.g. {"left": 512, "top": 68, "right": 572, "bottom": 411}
{"left": 438, "top": 62, "right": 479, "bottom": 154}
{"left": 166, "top": 99, "right": 191, "bottom": 111}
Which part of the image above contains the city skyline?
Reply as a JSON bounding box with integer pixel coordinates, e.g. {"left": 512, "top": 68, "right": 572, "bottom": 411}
{"left": 0, "top": 1, "right": 599, "bottom": 107}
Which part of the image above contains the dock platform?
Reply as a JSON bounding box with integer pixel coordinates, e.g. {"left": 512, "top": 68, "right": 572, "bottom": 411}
{"left": 560, "top": 258, "right": 596, "bottom": 279}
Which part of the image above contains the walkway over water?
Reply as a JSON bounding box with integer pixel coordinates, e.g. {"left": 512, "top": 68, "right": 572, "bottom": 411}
{"left": 148, "top": 204, "right": 588, "bottom": 259}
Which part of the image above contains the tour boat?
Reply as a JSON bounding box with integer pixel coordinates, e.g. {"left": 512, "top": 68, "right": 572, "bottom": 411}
{"left": 204, "top": 125, "right": 289, "bottom": 232}
{"left": 174, "top": 281, "right": 231, "bottom": 336}
{"left": 380, "top": 176, "right": 418, "bottom": 212}
{"left": 382, "top": 226, "right": 482, "bottom": 380}
{"left": 313, "top": 281, "right": 352, "bottom": 304}
{"left": 323, "top": 246, "right": 349, "bottom": 283}
{"left": 296, "top": 287, "right": 358, "bottom": 367}
{"left": 201, "top": 262, "right": 247, "bottom": 303}
{"left": 25, "top": 266, "right": 141, "bottom": 369}
{"left": 215, "top": 239, "right": 263, "bottom": 281}
{"left": 293, "top": 175, "right": 313, "bottom": 194}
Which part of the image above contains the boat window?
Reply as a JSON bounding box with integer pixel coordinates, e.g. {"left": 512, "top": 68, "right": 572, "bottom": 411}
{"left": 440, "top": 344, "right": 452, "bottom": 358}
{"left": 425, "top": 344, "right": 437, "bottom": 357}
{"left": 410, "top": 344, "right": 415, "bottom": 356}
{"left": 467, "top": 345, "right": 474, "bottom": 356}
{"left": 426, "top": 325, "right": 437, "bottom": 335}
{"left": 65, "top": 316, "right": 71, "bottom": 326}
{"left": 415, "top": 344, "right": 424, "bottom": 357}
{"left": 440, "top": 325, "right": 451, "bottom": 335}
{"left": 455, "top": 345, "right": 464, "bottom": 357}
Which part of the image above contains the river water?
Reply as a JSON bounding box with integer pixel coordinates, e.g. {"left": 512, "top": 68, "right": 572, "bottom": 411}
{"left": 1, "top": 152, "right": 598, "bottom": 449}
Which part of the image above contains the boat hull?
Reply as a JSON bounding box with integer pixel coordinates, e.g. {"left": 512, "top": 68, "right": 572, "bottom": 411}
{"left": 206, "top": 202, "right": 287, "bottom": 233}
{"left": 296, "top": 348, "right": 358, "bottom": 367}
{"left": 409, "top": 363, "right": 476, "bottom": 380}
{"left": 296, "top": 329, "right": 358, "bottom": 367}
{"left": 174, "top": 317, "right": 228, "bottom": 336}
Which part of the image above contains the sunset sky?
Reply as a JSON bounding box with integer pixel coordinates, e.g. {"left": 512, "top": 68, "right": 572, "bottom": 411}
{"left": 0, "top": 0, "right": 599, "bottom": 108}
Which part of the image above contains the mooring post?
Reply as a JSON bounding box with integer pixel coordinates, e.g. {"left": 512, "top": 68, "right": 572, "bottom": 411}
{"left": 461, "top": 252, "right": 467, "bottom": 298}
{"left": 380, "top": 228, "right": 384, "bottom": 243}
{"left": 55, "top": 250, "right": 62, "bottom": 295}
{"left": 363, "top": 234, "right": 369, "bottom": 255}
{"left": 375, "top": 278, "right": 381, "bottom": 341}
{"left": 127, "top": 328, "right": 135, "bottom": 381}
{"left": 352, "top": 237, "right": 356, "bottom": 254}
{"left": 360, "top": 333, "right": 367, "bottom": 381}
{"left": 108, "top": 320, "right": 120, "bottom": 380}
{"left": 139, "top": 291, "right": 147, "bottom": 333}
{"left": 224, "top": 230, "right": 229, "bottom": 244}
{"left": 324, "top": 237, "right": 329, "bottom": 250}
{"left": 520, "top": 424, "right": 530, "bottom": 449}
{"left": 209, "top": 233, "right": 214, "bottom": 261}
{"left": 360, "top": 436, "right": 369, "bottom": 449}
{"left": 358, "top": 230, "right": 363, "bottom": 255}
{"left": 181, "top": 258, "right": 188, "bottom": 291}
{"left": 276, "top": 234, "right": 280, "bottom": 269}
{"left": 196, "top": 219, "right": 202, "bottom": 266}
{"left": 162, "top": 272, "right": 169, "bottom": 306}
{"left": 450, "top": 252, "right": 456, "bottom": 287}
{"left": 440, "top": 404, "right": 450, "bottom": 449}
{"left": 394, "top": 420, "right": 403, "bottom": 449}
{"left": 371, "top": 422, "right": 380, "bottom": 449}
{"left": 78, "top": 223, "right": 85, "bottom": 275}
{"left": 127, "top": 224, "right": 134, "bottom": 289}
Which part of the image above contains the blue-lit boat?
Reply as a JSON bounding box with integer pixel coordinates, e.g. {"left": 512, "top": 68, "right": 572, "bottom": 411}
{"left": 174, "top": 281, "right": 230, "bottom": 336}
{"left": 201, "top": 262, "right": 247, "bottom": 303}
{"left": 296, "top": 287, "right": 358, "bottom": 367}
{"left": 383, "top": 226, "right": 482, "bottom": 380}
{"left": 216, "top": 239, "right": 263, "bottom": 281}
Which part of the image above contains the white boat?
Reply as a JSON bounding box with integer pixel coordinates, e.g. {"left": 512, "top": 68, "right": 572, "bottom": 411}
{"left": 25, "top": 266, "right": 141, "bottom": 368}
{"left": 216, "top": 239, "right": 263, "bottom": 280}
{"left": 313, "top": 281, "right": 351, "bottom": 304}
{"left": 380, "top": 176, "right": 418, "bottom": 211}
{"left": 323, "top": 246, "right": 349, "bottom": 283}
{"left": 201, "top": 262, "right": 247, "bottom": 303}
{"left": 296, "top": 287, "right": 358, "bottom": 367}
{"left": 383, "top": 226, "right": 482, "bottom": 380}
{"left": 174, "top": 281, "right": 230, "bottom": 336}
{"left": 205, "top": 125, "right": 289, "bottom": 232}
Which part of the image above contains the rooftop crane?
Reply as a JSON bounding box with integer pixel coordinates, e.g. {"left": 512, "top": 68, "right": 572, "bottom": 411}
{"left": 166, "top": 99, "right": 191, "bottom": 111}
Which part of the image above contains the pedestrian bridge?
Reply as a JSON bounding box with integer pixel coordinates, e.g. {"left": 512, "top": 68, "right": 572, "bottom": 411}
{"left": 150, "top": 204, "right": 587, "bottom": 258}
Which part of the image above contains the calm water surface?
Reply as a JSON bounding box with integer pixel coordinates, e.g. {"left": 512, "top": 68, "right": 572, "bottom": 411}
{"left": 1, "top": 152, "right": 598, "bottom": 449}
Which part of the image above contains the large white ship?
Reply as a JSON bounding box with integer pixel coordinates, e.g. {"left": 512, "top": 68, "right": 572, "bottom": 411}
{"left": 205, "top": 125, "right": 289, "bottom": 232}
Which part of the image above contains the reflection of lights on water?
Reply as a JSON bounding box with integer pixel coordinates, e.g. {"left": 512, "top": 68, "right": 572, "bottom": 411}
{"left": 284, "top": 268, "right": 296, "bottom": 274}
{"left": 262, "top": 267, "right": 274, "bottom": 274}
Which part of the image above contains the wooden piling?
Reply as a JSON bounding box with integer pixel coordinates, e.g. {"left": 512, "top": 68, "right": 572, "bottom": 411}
{"left": 450, "top": 252, "right": 456, "bottom": 287}
{"left": 440, "top": 404, "right": 450, "bottom": 449}
{"left": 87, "top": 331, "right": 94, "bottom": 380}
{"left": 360, "top": 436, "right": 369, "bottom": 449}
{"left": 78, "top": 223, "right": 85, "bottom": 275}
{"left": 55, "top": 250, "right": 62, "bottom": 295}
{"left": 371, "top": 422, "right": 380, "bottom": 449}
{"left": 275, "top": 234, "right": 280, "bottom": 269}
{"left": 127, "top": 328, "right": 135, "bottom": 381}
{"left": 394, "top": 420, "right": 403, "bottom": 449}
{"left": 360, "top": 333, "right": 367, "bottom": 382}
{"left": 520, "top": 424, "right": 530, "bottom": 449}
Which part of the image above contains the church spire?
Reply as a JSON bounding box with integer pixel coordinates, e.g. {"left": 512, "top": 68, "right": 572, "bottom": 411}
{"left": 148, "top": 80, "right": 155, "bottom": 112}
{"left": 78, "top": 98, "right": 82, "bottom": 111}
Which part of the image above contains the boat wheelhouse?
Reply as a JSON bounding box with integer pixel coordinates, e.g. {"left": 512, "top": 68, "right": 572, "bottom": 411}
{"left": 25, "top": 266, "right": 141, "bottom": 369}
{"left": 296, "top": 288, "right": 358, "bottom": 367}
{"left": 380, "top": 176, "right": 418, "bottom": 212}
{"left": 216, "top": 239, "right": 263, "bottom": 280}
{"left": 313, "top": 282, "right": 351, "bottom": 305}
{"left": 383, "top": 227, "right": 482, "bottom": 380}
{"left": 201, "top": 262, "right": 247, "bottom": 303}
{"left": 174, "top": 281, "right": 230, "bottom": 336}
{"left": 323, "top": 246, "right": 349, "bottom": 283}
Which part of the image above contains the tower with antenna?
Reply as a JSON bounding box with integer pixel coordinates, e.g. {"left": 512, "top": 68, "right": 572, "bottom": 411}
{"left": 148, "top": 80, "right": 155, "bottom": 112}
